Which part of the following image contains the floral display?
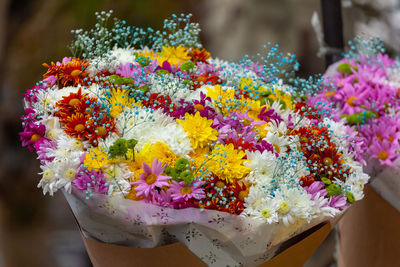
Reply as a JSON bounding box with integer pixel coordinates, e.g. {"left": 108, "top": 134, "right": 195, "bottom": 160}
{"left": 20, "top": 11, "right": 369, "bottom": 265}
{"left": 309, "top": 37, "right": 400, "bottom": 167}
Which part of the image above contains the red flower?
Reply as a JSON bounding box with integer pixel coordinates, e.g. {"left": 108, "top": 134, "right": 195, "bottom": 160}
{"left": 188, "top": 48, "right": 211, "bottom": 64}
{"left": 142, "top": 93, "right": 176, "bottom": 112}
{"left": 43, "top": 58, "right": 89, "bottom": 88}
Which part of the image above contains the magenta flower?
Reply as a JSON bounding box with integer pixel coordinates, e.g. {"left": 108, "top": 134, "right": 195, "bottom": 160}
{"left": 73, "top": 168, "right": 108, "bottom": 195}
{"left": 258, "top": 107, "right": 282, "bottom": 124}
{"left": 304, "top": 181, "right": 327, "bottom": 200}
{"left": 168, "top": 181, "right": 205, "bottom": 202}
{"left": 131, "top": 158, "right": 171, "bottom": 199}
{"left": 328, "top": 194, "right": 347, "bottom": 210}
{"left": 19, "top": 122, "right": 46, "bottom": 152}
{"left": 368, "top": 139, "right": 399, "bottom": 166}
{"left": 35, "top": 138, "right": 57, "bottom": 164}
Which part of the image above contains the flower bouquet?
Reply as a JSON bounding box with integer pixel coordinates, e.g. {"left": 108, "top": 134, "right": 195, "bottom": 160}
{"left": 20, "top": 11, "right": 369, "bottom": 266}
{"left": 308, "top": 37, "right": 400, "bottom": 266}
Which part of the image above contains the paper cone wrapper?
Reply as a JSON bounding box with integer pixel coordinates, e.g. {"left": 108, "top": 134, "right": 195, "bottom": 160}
{"left": 338, "top": 185, "right": 400, "bottom": 267}
{"left": 64, "top": 188, "right": 340, "bottom": 266}
{"left": 79, "top": 221, "right": 334, "bottom": 267}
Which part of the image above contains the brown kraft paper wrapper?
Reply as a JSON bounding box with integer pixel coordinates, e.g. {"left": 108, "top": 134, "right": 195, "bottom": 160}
{"left": 338, "top": 185, "right": 400, "bottom": 267}
{"left": 79, "top": 221, "right": 335, "bottom": 267}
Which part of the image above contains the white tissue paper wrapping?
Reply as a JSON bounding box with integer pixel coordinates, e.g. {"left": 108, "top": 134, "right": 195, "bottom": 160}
{"left": 63, "top": 187, "right": 334, "bottom": 267}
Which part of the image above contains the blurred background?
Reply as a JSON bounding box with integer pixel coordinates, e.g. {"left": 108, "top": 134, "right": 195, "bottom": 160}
{"left": 0, "top": 0, "right": 399, "bottom": 266}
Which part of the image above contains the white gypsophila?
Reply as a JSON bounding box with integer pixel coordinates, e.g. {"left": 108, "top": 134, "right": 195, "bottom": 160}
{"left": 115, "top": 107, "right": 175, "bottom": 138}
{"left": 87, "top": 47, "right": 136, "bottom": 75}
{"left": 104, "top": 163, "right": 132, "bottom": 196}
{"left": 244, "top": 150, "right": 276, "bottom": 184}
{"left": 147, "top": 73, "right": 192, "bottom": 103}
{"left": 208, "top": 58, "right": 259, "bottom": 88}
{"left": 273, "top": 186, "right": 314, "bottom": 226}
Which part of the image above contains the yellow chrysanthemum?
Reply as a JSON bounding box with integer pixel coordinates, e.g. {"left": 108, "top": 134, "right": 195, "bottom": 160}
{"left": 147, "top": 141, "right": 178, "bottom": 167}
{"left": 138, "top": 50, "right": 156, "bottom": 60}
{"left": 206, "top": 85, "right": 236, "bottom": 114}
{"left": 107, "top": 88, "right": 132, "bottom": 118}
{"left": 125, "top": 144, "right": 153, "bottom": 181}
{"left": 177, "top": 112, "right": 218, "bottom": 149}
{"left": 205, "top": 143, "right": 250, "bottom": 184}
{"left": 267, "top": 90, "right": 293, "bottom": 110}
{"left": 84, "top": 146, "right": 110, "bottom": 171}
{"left": 189, "top": 147, "right": 210, "bottom": 169}
{"left": 157, "top": 46, "right": 190, "bottom": 66}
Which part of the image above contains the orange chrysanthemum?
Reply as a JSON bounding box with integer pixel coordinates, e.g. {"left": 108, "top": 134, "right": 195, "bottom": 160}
{"left": 188, "top": 48, "right": 211, "bottom": 64}
{"left": 43, "top": 58, "right": 89, "bottom": 88}
{"left": 56, "top": 91, "right": 101, "bottom": 122}
{"left": 64, "top": 113, "right": 89, "bottom": 140}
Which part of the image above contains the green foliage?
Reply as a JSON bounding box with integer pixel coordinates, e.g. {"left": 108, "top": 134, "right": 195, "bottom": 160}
{"left": 326, "top": 184, "right": 342, "bottom": 197}
{"left": 346, "top": 191, "right": 355, "bottom": 204}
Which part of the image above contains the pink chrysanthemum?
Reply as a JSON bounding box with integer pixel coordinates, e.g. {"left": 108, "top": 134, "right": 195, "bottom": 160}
{"left": 131, "top": 158, "right": 171, "bottom": 199}
{"left": 168, "top": 181, "right": 205, "bottom": 202}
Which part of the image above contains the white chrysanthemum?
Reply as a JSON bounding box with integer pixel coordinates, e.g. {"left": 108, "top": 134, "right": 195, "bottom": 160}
{"left": 273, "top": 187, "right": 313, "bottom": 226}
{"left": 263, "top": 131, "right": 290, "bottom": 155}
{"left": 56, "top": 133, "right": 89, "bottom": 152}
{"left": 38, "top": 156, "right": 81, "bottom": 195}
{"left": 147, "top": 73, "right": 192, "bottom": 103}
{"left": 243, "top": 187, "right": 279, "bottom": 224}
{"left": 270, "top": 102, "right": 291, "bottom": 121}
{"left": 264, "top": 120, "right": 287, "bottom": 136}
{"left": 104, "top": 163, "right": 132, "bottom": 196}
{"left": 244, "top": 150, "right": 276, "bottom": 184}
{"left": 116, "top": 107, "right": 175, "bottom": 136}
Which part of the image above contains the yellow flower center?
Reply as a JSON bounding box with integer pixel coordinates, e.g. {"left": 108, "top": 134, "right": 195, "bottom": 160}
{"left": 71, "top": 69, "right": 82, "bottom": 77}
{"left": 68, "top": 98, "right": 80, "bottom": 106}
{"left": 30, "top": 134, "right": 41, "bottom": 142}
{"left": 215, "top": 181, "right": 225, "bottom": 189}
{"left": 377, "top": 151, "right": 389, "bottom": 161}
{"left": 71, "top": 140, "right": 83, "bottom": 150}
{"left": 347, "top": 96, "right": 357, "bottom": 107}
{"left": 279, "top": 201, "right": 290, "bottom": 214}
{"left": 376, "top": 134, "right": 383, "bottom": 142}
{"left": 96, "top": 126, "right": 107, "bottom": 136}
{"left": 74, "top": 124, "right": 85, "bottom": 132}
{"left": 238, "top": 190, "right": 248, "bottom": 202}
{"left": 323, "top": 157, "right": 333, "bottom": 166}
{"left": 261, "top": 208, "right": 271, "bottom": 218}
{"left": 180, "top": 186, "right": 193, "bottom": 195}
{"left": 43, "top": 170, "right": 54, "bottom": 181}
{"left": 64, "top": 169, "right": 76, "bottom": 180}
{"left": 325, "top": 91, "right": 335, "bottom": 98}
{"left": 194, "top": 104, "right": 205, "bottom": 111}
{"left": 145, "top": 174, "right": 157, "bottom": 185}
{"left": 388, "top": 136, "right": 394, "bottom": 142}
